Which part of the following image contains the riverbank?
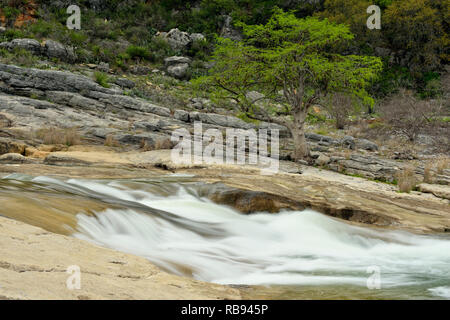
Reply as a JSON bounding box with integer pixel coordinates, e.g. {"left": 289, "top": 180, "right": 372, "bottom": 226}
{"left": 0, "top": 214, "right": 243, "bottom": 300}
{"left": 1, "top": 147, "right": 449, "bottom": 234}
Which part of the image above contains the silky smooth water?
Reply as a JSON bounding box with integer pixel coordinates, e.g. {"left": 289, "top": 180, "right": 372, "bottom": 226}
{"left": 1, "top": 174, "right": 449, "bottom": 299}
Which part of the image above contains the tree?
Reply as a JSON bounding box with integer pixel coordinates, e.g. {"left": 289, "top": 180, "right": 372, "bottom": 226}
{"left": 383, "top": 0, "right": 448, "bottom": 73}
{"left": 195, "top": 8, "right": 382, "bottom": 160}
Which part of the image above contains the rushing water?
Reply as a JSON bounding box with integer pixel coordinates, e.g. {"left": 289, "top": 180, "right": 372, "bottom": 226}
{"left": 1, "top": 174, "right": 449, "bottom": 299}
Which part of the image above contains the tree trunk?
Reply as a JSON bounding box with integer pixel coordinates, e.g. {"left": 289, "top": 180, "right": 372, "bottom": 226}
{"left": 291, "top": 108, "right": 309, "bottom": 161}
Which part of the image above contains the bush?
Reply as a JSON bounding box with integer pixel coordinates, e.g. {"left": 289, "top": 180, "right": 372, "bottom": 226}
{"left": 125, "top": 45, "right": 151, "bottom": 61}
{"left": 35, "top": 127, "right": 80, "bottom": 146}
{"left": 324, "top": 92, "right": 355, "bottom": 129}
{"left": 94, "top": 71, "right": 110, "bottom": 88}
{"left": 396, "top": 167, "right": 417, "bottom": 193}
{"left": 436, "top": 157, "right": 450, "bottom": 175}
{"left": 379, "top": 89, "right": 444, "bottom": 141}
{"left": 423, "top": 161, "right": 435, "bottom": 184}
{"left": 104, "top": 135, "right": 121, "bottom": 147}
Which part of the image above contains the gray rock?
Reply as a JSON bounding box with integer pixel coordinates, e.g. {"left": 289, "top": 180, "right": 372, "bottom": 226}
{"left": 167, "top": 63, "right": 189, "bottom": 79}
{"left": 220, "top": 15, "right": 242, "bottom": 41}
{"left": 164, "top": 56, "right": 191, "bottom": 66}
{"left": 0, "top": 63, "right": 112, "bottom": 94}
{"left": 316, "top": 154, "right": 331, "bottom": 166}
{"left": 130, "top": 65, "right": 152, "bottom": 75}
{"left": 0, "top": 38, "right": 42, "bottom": 55}
{"left": 341, "top": 135, "right": 355, "bottom": 149}
{"left": 194, "top": 112, "right": 254, "bottom": 130}
{"left": 305, "top": 133, "right": 338, "bottom": 144}
{"left": 190, "top": 33, "right": 206, "bottom": 42}
{"left": 356, "top": 138, "right": 378, "bottom": 151}
{"left": 375, "top": 47, "right": 391, "bottom": 57}
{"left": 97, "top": 62, "right": 110, "bottom": 73}
{"left": 161, "top": 28, "right": 191, "bottom": 51}
{"left": 133, "top": 119, "right": 168, "bottom": 132}
{"left": 44, "top": 40, "right": 76, "bottom": 62}
{"left": 45, "top": 91, "right": 105, "bottom": 112}
{"left": 246, "top": 91, "right": 266, "bottom": 106}
{"left": 174, "top": 109, "right": 190, "bottom": 122}
{"left": 189, "top": 98, "right": 211, "bottom": 110}
{"left": 113, "top": 132, "right": 164, "bottom": 147}
{"left": 114, "top": 78, "right": 135, "bottom": 89}
{"left": 89, "top": 127, "right": 119, "bottom": 139}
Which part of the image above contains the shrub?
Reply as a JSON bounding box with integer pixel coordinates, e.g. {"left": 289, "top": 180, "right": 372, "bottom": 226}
{"left": 155, "top": 138, "right": 173, "bottom": 150}
{"left": 436, "top": 157, "right": 449, "bottom": 175}
{"left": 104, "top": 135, "right": 120, "bottom": 147}
{"left": 423, "top": 161, "right": 435, "bottom": 184}
{"left": 140, "top": 137, "right": 173, "bottom": 151}
{"left": 396, "top": 166, "right": 417, "bottom": 193}
{"left": 35, "top": 127, "right": 80, "bottom": 146}
{"left": 125, "top": 45, "right": 151, "bottom": 61}
{"left": 94, "top": 71, "right": 110, "bottom": 88}
{"left": 379, "top": 89, "right": 444, "bottom": 141}
{"left": 324, "top": 92, "right": 355, "bottom": 129}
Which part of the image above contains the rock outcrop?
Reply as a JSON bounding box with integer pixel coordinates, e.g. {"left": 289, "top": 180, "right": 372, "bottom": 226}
{"left": 157, "top": 29, "right": 206, "bottom": 52}
{"left": 0, "top": 39, "right": 76, "bottom": 62}
{"left": 0, "top": 63, "right": 442, "bottom": 185}
{"left": 0, "top": 215, "right": 242, "bottom": 300}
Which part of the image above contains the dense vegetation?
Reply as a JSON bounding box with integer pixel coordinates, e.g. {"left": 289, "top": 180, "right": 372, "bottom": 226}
{"left": 0, "top": 0, "right": 447, "bottom": 97}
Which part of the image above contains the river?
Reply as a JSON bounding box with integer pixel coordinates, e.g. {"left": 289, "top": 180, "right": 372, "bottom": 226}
{"left": 1, "top": 174, "right": 449, "bottom": 299}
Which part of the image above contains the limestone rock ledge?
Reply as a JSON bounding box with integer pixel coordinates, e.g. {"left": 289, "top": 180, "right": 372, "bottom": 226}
{"left": 0, "top": 216, "right": 241, "bottom": 300}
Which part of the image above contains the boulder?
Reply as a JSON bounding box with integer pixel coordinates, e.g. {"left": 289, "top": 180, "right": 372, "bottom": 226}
{"left": 164, "top": 56, "right": 191, "bottom": 66}
{"left": 190, "top": 33, "right": 206, "bottom": 42}
{"left": 161, "top": 28, "right": 191, "bottom": 51}
{"left": 129, "top": 65, "right": 152, "bottom": 75}
{"left": 305, "top": 133, "right": 338, "bottom": 144}
{"left": 341, "top": 135, "right": 356, "bottom": 149}
{"left": 200, "top": 183, "right": 304, "bottom": 214}
{"left": 188, "top": 98, "right": 211, "bottom": 110}
{"left": 418, "top": 184, "right": 450, "bottom": 200}
{"left": 44, "top": 40, "right": 76, "bottom": 62}
{"left": 167, "top": 63, "right": 189, "bottom": 79}
{"left": 356, "top": 138, "right": 378, "bottom": 151}
{"left": 316, "top": 154, "right": 331, "bottom": 166}
{"left": 114, "top": 78, "right": 135, "bottom": 89}
{"left": 174, "top": 109, "right": 190, "bottom": 122}
{"left": 0, "top": 38, "right": 41, "bottom": 55}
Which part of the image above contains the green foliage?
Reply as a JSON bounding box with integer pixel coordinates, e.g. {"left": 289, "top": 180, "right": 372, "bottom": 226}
{"left": 94, "top": 71, "right": 111, "bottom": 88}
{"left": 319, "top": 0, "right": 448, "bottom": 94}
{"left": 125, "top": 45, "right": 151, "bottom": 61}
{"left": 196, "top": 8, "right": 382, "bottom": 118}
{"left": 384, "top": 0, "right": 447, "bottom": 73}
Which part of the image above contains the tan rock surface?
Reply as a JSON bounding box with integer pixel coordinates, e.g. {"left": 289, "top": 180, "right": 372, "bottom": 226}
{"left": 0, "top": 216, "right": 242, "bottom": 300}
